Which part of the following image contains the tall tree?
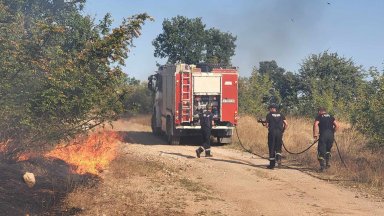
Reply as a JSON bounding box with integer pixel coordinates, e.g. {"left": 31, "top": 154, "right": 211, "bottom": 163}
{"left": 153, "top": 16, "right": 237, "bottom": 65}
{"left": 0, "top": 0, "right": 152, "bottom": 156}
{"left": 153, "top": 16, "right": 205, "bottom": 64}
{"left": 297, "top": 51, "right": 365, "bottom": 116}
{"left": 238, "top": 67, "right": 279, "bottom": 116}
{"left": 258, "top": 61, "right": 299, "bottom": 112}
{"left": 205, "top": 28, "right": 236, "bottom": 64}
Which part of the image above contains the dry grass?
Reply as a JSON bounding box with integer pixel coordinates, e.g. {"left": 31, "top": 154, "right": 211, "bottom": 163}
{"left": 233, "top": 115, "right": 384, "bottom": 195}
{"left": 122, "top": 114, "right": 151, "bottom": 126}
{"left": 63, "top": 154, "right": 186, "bottom": 216}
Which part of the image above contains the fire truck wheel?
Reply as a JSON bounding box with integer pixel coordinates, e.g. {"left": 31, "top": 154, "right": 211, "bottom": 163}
{"left": 166, "top": 130, "right": 180, "bottom": 145}
{"left": 151, "top": 112, "right": 161, "bottom": 135}
{"left": 170, "top": 135, "right": 180, "bottom": 145}
{"left": 166, "top": 117, "right": 180, "bottom": 145}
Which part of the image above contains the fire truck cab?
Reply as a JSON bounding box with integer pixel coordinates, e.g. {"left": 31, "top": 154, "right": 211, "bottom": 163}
{"left": 148, "top": 63, "right": 238, "bottom": 145}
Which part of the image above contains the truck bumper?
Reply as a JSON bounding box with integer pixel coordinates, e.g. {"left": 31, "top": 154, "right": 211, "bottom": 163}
{"left": 174, "top": 126, "right": 234, "bottom": 137}
{"left": 175, "top": 126, "right": 234, "bottom": 130}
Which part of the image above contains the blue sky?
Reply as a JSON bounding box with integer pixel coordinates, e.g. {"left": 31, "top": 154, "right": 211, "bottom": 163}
{"left": 84, "top": 0, "right": 384, "bottom": 80}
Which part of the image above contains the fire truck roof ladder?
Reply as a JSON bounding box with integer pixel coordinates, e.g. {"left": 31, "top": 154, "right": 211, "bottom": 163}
{"left": 181, "top": 71, "right": 191, "bottom": 123}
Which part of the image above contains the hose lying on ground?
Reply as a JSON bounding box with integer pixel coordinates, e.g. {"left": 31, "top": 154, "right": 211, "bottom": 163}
{"left": 235, "top": 127, "right": 347, "bottom": 169}
{"left": 282, "top": 139, "right": 318, "bottom": 155}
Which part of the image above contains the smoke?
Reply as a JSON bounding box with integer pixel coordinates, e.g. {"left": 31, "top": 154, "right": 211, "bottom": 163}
{"left": 221, "top": 0, "right": 328, "bottom": 75}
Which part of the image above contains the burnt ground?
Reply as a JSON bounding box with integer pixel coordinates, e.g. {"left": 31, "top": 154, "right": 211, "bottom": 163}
{"left": 0, "top": 157, "right": 99, "bottom": 216}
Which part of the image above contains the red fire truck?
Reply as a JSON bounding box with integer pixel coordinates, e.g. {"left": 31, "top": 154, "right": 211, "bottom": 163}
{"left": 148, "top": 63, "right": 238, "bottom": 145}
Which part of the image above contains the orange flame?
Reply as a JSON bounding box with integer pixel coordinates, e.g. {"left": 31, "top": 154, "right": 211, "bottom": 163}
{"left": 0, "top": 139, "right": 11, "bottom": 153}
{"left": 0, "top": 143, "right": 6, "bottom": 153}
{"left": 17, "top": 153, "right": 36, "bottom": 161}
{"left": 45, "top": 131, "right": 121, "bottom": 175}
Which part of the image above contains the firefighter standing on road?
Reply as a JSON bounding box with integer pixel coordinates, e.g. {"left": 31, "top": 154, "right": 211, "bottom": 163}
{"left": 313, "top": 107, "right": 339, "bottom": 171}
{"left": 265, "top": 104, "right": 288, "bottom": 169}
{"left": 196, "top": 104, "right": 214, "bottom": 158}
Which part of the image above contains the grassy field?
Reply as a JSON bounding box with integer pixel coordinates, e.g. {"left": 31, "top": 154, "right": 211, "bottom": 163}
{"left": 233, "top": 115, "right": 384, "bottom": 195}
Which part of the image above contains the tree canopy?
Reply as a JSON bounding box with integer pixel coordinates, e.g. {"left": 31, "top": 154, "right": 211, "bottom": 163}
{"left": 297, "top": 51, "right": 365, "bottom": 116}
{"left": 0, "top": 0, "right": 152, "bottom": 156}
{"left": 204, "top": 28, "right": 237, "bottom": 64}
{"left": 153, "top": 15, "right": 237, "bottom": 65}
{"left": 238, "top": 67, "right": 280, "bottom": 116}
{"left": 258, "top": 60, "right": 299, "bottom": 111}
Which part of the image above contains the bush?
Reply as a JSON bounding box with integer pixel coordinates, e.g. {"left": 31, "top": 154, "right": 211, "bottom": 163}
{"left": 351, "top": 69, "right": 384, "bottom": 148}
{"left": 122, "top": 82, "right": 153, "bottom": 115}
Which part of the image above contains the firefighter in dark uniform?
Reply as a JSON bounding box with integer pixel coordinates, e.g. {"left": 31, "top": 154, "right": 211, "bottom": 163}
{"left": 265, "top": 104, "right": 288, "bottom": 169}
{"left": 196, "top": 104, "right": 214, "bottom": 158}
{"left": 313, "top": 107, "right": 339, "bottom": 171}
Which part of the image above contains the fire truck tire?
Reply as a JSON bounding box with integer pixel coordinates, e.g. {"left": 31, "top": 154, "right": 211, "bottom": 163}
{"left": 166, "top": 117, "right": 180, "bottom": 145}
{"left": 151, "top": 112, "right": 161, "bottom": 136}
{"left": 170, "top": 135, "right": 180, "bottom": 145}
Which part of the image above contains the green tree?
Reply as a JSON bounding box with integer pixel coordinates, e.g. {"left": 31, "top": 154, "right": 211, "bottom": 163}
{"left": 153, "top": 16, "right": 237, "bottom": 65}
{"left": 205, "top": 28, "right": 237, "bottom": 64}
{"left": 351, "top": 67, "right": 384, "bottom": 148}
{"left": 258, "top": 61, "right": 299, "bottom": 112}
{"left": 297, "top": 51, "right": 365, "bottom": 117}
{"left": 122, "top": 81, "right": 153, "bottom": 115}
{"left": 0, "top": 0, "right": 152, "bottom": 156}
{"left": 238, "top": 67, "right": 279, "bottom": 116}
{"left": 153, "top": 16, "right": 205, "bottom": 64}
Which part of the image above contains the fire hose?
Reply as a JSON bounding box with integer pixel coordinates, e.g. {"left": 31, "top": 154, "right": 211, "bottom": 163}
{"left": 234, "top": 126, "right": 347, "bottom": 169}
{"left": 283, "top": 137, "right": 347, "bottom": 169}
{"left": 334, "top": 139, "right": 348, "bottom": 168}
{"left": 282, "top": 140, "right": 318, "bottom": 155}
{"left": 234, "top": 126, "right": 268, "bottom": 160}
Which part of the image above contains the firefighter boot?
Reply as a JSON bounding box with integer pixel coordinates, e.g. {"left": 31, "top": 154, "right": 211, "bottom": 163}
{"left": 267, "top": 160, "right": 275, "bottom": 169}
{"left": 195, "top": 147, "right": 204, "bottom": 158}
{"left": 319, "top": 159, "right": 326, "bottom": 172}
{"left": 205, "top": 149, "right": 212, "bottom": 157}
{"left": 276, "top": 153, "right": 282, "bottom": 167}
{"left": 325, "top": 152, "right": 331, "bottom": 169}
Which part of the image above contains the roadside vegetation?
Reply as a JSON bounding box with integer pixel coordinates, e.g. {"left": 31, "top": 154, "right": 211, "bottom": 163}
{"left": 0, "top": 0, "right": 153, "bottom": 214}
{"left": 0, "top": 0, "right": 153, "bottom": 159}
{"left": 239, "top": 53, "right": 384, "bottom": 148}
{"left": 237, "top": 52, "right": 384, "bottom": 193}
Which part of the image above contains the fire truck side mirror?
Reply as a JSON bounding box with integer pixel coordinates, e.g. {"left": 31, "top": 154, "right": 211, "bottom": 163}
{"left": 148, "top": 74, "right": 161, "bottom": 92}
{"left": 147, "top": 75, "right": 155, "bottom": 92}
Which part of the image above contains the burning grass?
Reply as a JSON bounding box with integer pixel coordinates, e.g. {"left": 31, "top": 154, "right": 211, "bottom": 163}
{"left": 46, "top": 131, "right": 121, "bottom": 175}
{"left": 0, "top": 130, "right": 122, "bottom": 215}
{"left": 234, "top": 115, "right": 384, "bottom": 195}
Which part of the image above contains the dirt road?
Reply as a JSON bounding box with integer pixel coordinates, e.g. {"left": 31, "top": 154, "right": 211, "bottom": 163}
{"left": 67, "top": 118, "right": 384, "bottom": 215}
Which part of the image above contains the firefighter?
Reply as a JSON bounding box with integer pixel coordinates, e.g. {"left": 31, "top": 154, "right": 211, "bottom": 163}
{"left": 264, "top": 104, "right": 288, "bottom": 169}
{"left": 313, "top": 107, "right": 339, "bottom": 171}
{"left": 196, "top": 104, "right": 214, "bottom": 158}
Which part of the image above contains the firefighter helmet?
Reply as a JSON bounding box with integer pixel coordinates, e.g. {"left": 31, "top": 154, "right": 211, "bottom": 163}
{"left": 268, "top": 104, "right": 278, "bottom": 109}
